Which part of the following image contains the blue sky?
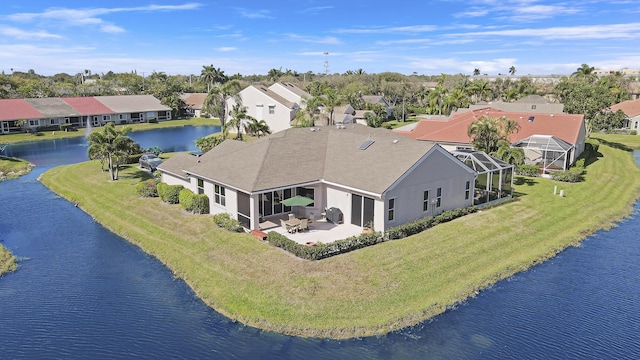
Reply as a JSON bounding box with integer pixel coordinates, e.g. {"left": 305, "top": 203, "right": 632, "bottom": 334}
{"left": 1, "top": 1, "right": 640, "bottom": 76}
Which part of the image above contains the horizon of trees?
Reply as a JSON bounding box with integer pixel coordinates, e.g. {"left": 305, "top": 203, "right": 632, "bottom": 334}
{"left": 0, "top": 64, "right": 634, "bottom": 133}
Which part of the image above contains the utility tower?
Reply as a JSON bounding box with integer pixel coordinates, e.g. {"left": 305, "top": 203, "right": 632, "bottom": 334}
{"left": 323, "top": 52, "right": 329, "bottom": 75}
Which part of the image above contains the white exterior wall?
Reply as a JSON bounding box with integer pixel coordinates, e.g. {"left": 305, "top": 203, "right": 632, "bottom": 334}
{"left": 161, "top": 173, "right": 190, "bottom": 187}
{"left": 229, "top": 87, "right": 295, "bottom": 134}
{"left": 629, "top": 115, "right": 640, "bottom": 134}
{"left": 383, "top": 147, "right": 475, "bottom": 231}
{"left": 325, "top": 185, "right": 353, "bottom": 224}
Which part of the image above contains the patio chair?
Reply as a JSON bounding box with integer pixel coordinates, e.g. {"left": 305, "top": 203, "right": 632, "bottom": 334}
{"left": 299, "top": 218, "right": 308, "bottom": 232}
{"left": 288, "top": 213, "right": 295, "bottom": 220}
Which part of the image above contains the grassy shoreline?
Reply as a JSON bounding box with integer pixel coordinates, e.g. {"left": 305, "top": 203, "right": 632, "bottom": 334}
{"left": 0, "top": 245, "right": 18, "bottom": 276}
{"left": 38, "top": 134, "right": 640, "bottom": 339}
{"left": 0, "top": 155, "right": 34, "bottom": 181}
{"left": 0, "top": 118, "right": 221, "bottom": 144}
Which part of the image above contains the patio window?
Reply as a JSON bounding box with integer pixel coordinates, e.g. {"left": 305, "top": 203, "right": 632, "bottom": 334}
{"left": 197, "top": 179, "right": 204, "bottom": 194}
{"left": 259, "top": 189, "right": 292, "bottom": 216}
{"left": 422, "top": 190, "right": 430, "bottom": 212}
{"left": 465, "top": 181, "right": 470, "bottom": 200}
{"left": 29, "top": 120, "right": 39, "bottom": 127}
{"left": 388, "top": 198, "right": 395, "bottom": 221}
{"left": 296, "top": 187, "right": 315, "bottom": 207}
{"left": 214, "top": 184, "right": 226, "bottom": 206}
{"left": 103, "top": 115, "right": 111, "bottom": 121}
{"left": 436, "top": 188, "right": 442, "bottom": 208}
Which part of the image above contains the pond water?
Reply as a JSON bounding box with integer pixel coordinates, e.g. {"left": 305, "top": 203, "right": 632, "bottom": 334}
{"left": 1, "top": 131, "right": 639, "bottom": 359}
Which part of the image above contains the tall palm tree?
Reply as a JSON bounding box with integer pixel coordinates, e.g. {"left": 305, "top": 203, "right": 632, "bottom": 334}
{"left": 320, "top": 88, "right": 345, "bottom": 125}
{"left": 499, "top": 117, "right": 521, "bottom": 141}
{"left": 246, "top": 119, "right": 271, "bottom": 138}
{"left": 224, "top": 102, "right": 255, "bottom": 140}
{"left": 473, "top": 68, "right": 481, "bottom": 76}
{"left": 200, "top": 65, "right": 226, "bottom": 92}
{"left": 203, "top": 80, "right": 242, "bottom": 127}
{"left": 467, "top": 116, "right": 502, "bottom": 153}
{"left": 470, "top": 79, "right": 491, "bottom": 103}
{"left": 509, "top": 66, "right": 516, "bottom": 76}
{"left": 571, "top": 64, "right": 597, "bottom": 82}
{"left": 87, "top": 122, "right": 138, "bottom": 181}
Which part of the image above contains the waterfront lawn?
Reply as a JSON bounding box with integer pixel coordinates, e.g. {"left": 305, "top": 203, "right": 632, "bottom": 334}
{"left": 0, "top": 118, "right": 221, "bottom": 144}
{"left": 38, "top": 134, "right": 640, "bottom": 339}
{"left": 0, "top": 156, "right": 33, "bottom": 180}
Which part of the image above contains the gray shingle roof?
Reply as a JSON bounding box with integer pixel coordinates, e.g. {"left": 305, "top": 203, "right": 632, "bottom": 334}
{"left": 163, "top": 124, "right": 438, "bottom": 195}
{"left": 25, "top": 98, "right": 81, "bottom": 117}
{"left": 94, "top": 95, "right": 171, "bottom": 113}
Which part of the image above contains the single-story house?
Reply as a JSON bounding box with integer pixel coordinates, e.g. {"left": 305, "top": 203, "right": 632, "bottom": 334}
{"left": 363, "top": 95, "right": 393, "bottom": 118}
{"left": 158, "top": 124, "right": 477, "bottom": 232}
{"left": 609, "top": 98, "right": 640, "bottom": 133}
{"left": 0, "top": 95, "right": 171, "bottom": 134}
{"left": 461, "top": 95, "right": 564, "bottom": 114}
{"left": 395, "top": 107, "right": 586, "bottom": 174}
{"left": 227, "top": 85, "right": 300, "bottom": 134}
{"left": 181, "top": 93, "right": 208, "bottom": 117}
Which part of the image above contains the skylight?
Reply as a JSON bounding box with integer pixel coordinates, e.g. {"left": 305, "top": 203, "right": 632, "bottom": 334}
{"left": 359, "top": 139, "right": 375, "bottom": 150}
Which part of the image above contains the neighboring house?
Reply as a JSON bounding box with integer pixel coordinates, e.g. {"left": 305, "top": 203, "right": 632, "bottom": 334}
{"left": 362, "top": 95, "right": 393, "bottom": 118}
{"left": 331, "top": 104, "right": 356, "bottom": 124}
{"left": 609, "top": 99, "right": 640, "bottom": 133}
{"left": 395, "top": 107, "right": 587, "bottom": 174}
{"left": 158, "top": 124, "right": 476, "bottom": 232}
{"left": 181, "top": 93, "right": 208, "bottom": 117}
{"left": 0, "top": 95, "right": 171, "bottom": 134}
{"left": 268, "top": 82, "right": 310, "bottom": 108}
{"left": 463, "top": 95, "right": 564, "bottom": 114}
{"left": 227, "top": 85, "right": 299, "bottom": 134}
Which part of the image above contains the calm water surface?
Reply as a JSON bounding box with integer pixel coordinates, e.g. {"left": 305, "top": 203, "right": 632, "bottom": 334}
{"left": 1, "top": 130, "right": 639, "bottom": 359}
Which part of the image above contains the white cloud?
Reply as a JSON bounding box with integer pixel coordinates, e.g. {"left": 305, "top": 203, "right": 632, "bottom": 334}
{"left": 0, "top": 26, "right": 62, "bottom": 40}
{"left": 447, "top": 23, "right": 640, "bottom": 40}
{"left": 283, "top": 33, "right": 342, "bottom": 45}
{"left": 236, "top": 8, "right": 273, "bottom": 19}
{"left": 216, "top": 47, "right": 237, "bottom": 52}
{"left": 335, "top": 25, "right": 438, "bottom": 34}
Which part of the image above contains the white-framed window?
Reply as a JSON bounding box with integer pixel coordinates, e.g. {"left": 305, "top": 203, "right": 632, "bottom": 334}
{"left": 29, "top": 119, "right": 39, "bottom": 127}
{"left": 50, "top": 119, "right": 55, "bottom": 125}
{"left": 436, "top": 187, "right": 442, "bottom": 208}
{"left": 422, "top": 190, "right": 430, "bottom": 212}
{"left": 296, "top": 187, "right": 315, "bottom": 207}
{"left": 465, "top": 181, "right": 470, "bottom": 200}
{"left": 197, "top": 179, "right": 204, "bottom": 195}
{"left": 65, "top": 117, "right": 70, "bottom": 124}
{"left": 103, "top": 115, "right": 111, "bottom": 121}
{"left": 388, "top": 198, "right": 395, "bottom": 221}
{"left": 214, "top": 184, "right": 226, "bottom": 206}
{"left": 268, "top": 105, "right": 275, "bottom": 114}
{"left": 119, "top": 114, "right": 126, "bottom": 120}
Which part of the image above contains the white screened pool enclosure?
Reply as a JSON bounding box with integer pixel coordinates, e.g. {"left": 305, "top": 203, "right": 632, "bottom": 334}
{"left": 452, "top": 149, "right": 514, "bottom": 205}
{"left": 511, "top": 135, "right": 574, "bottom": 175}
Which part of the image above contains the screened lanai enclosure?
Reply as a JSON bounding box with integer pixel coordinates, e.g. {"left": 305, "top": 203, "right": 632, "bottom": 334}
{"left": 452, "top": 149, "right": 514, "bottom": 205}
{"left": 511, "top": 135, "right": 574, "bottom": 175}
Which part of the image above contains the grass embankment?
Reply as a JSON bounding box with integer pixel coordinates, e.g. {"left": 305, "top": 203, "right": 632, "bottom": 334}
{"left": 38, "top": 134, "right": 640, "bottom": 339}
{"left": 0, "top": 156, "right": 34, "bottom": 181}
{"left": 0, "top": 118, "right": 221, "bottom": 144}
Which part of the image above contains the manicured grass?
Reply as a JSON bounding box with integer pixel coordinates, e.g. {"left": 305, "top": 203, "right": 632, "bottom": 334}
{"left": 38, "top": 134, "right": 640, "bottom": 339}
{"left": 0, "top": 118, "right": 221, "bottom": 144}
{"left": 0, "top": 245, "right": 17, "bottom": 276}
{"left": 0, "top": 156, "right": 34, "bottom": 180}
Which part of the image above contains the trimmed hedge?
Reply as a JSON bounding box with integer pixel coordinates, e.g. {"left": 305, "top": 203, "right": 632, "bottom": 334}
{"left": 178, "top": 189, "right": 210, "bottom": 214}
{"left": 550, "top": 167, "right": 584, "bottom": 182}
{"left": 515, "top": 164, "right": 539, "bottom": 177}
{"left": 136, "top": 179, "right": 159, "bottom": 197}
{"left": 266, "top": 206, "right": 479, "bottom": 260}
{"left": 157, "top": 183, "right": 183, "bottom": 204}
{"left": 59, "top": 123, "right": 77, "bottom": 132}
{"left": 212, "top": 213, "right": 243, "bottom": 232}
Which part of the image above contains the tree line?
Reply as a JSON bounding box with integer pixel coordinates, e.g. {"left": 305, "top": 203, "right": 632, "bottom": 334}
{"left": 0, "top": 63, "right": 633, "bottom": 133}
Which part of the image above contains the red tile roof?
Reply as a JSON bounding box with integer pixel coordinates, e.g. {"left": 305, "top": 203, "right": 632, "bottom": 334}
{"left": 0, "top": 99, "right": 44, "bottom": 120}
{"left": 609, "top": 99, "right": 640, "bottom": 117}
{"left": 395, "top": 108, "right": 585, "bottom": 146}
{"left": 63, "top": 97, "right": 114, "bottom": 115}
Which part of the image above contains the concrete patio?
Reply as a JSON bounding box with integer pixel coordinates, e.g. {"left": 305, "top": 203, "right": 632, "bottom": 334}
{"left": 259, "top": 215, "right": 363, "bottom": 245}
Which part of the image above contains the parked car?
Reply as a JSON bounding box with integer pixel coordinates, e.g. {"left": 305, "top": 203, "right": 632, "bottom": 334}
{"left": 139, "top": 153, "right": 163, "bottom": 171}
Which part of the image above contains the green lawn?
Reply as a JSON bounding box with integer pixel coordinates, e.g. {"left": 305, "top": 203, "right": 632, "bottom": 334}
{"left": 0, "top": 156, "right": 34, "bottom": 180}
{"left": 0, "top": 118, "right": 221, "bottom": 144}
{"left": 38, "top": 134, "right": 640, "bottom": 339}
{"left": 0, "top": 245, "right": 17, "bottom": 276}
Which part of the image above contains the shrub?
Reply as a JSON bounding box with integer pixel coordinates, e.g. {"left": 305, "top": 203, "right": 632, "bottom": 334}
{"left": 157, "top": 183, "right": 183, "bottom": 204}
{"left": 136, "top": 179, "right": 158, "bottom": 197}
{"left": 550, "top": 167, "right": 584, "bottom": 183}
{"left": 573, "top": 158, "right": 585, "bottom": 169}
{"left": 147, "top": 118, "right": 157, "bottom": 124}
{"left": 266, "top": 206, "right": 478, "bottom": 260}
{"left": 192, "top": 194, "right": 209, "bottom": 214}
{"left": 515, "top": 164, "right": 539, "bottom": 177}
{"left": 212, "top": 213, "right": 243, "bottom": 232}
{"left": 179, "top": 189, "right": 195, "bottom": 211}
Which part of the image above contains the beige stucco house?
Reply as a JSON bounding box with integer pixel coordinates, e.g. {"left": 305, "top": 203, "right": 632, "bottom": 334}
{"left": 158, "top": 124, "right": 476, "bottom": 232}
{"left": 226, "top": 85, "right": 300, "bottom": 134}
{"left": 609, "top": 99, "right": 640, "bottom": 134}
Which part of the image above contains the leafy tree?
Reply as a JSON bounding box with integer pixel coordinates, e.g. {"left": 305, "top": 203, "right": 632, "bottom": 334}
{"left": 195, "top": 134, "right": 224, "bottom": 152}
{"left": 591, "top": 109, "right": 627, "bottom": 132}
{"left": 87, "top": 122, "right": 139, "bottom": 180}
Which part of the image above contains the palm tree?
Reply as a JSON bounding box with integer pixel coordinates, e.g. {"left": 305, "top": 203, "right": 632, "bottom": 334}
{"left": 87, "top": 122, "right": 138, "bottom": 181}
{"left": 246, "top": 119, "right": 271, "bottom": 138}
{"left": 203, "top": 80, "right": 242, "bottom": 127}
{"left": 473, "top": 68, "right": 481, "bottom": 76}
{"left": 467, "top": 116, "right": 502, "bottom": 153}
{"left": 320, "top": 88, "right": 345, "bottom": 125}
{"left": 225, "top": 102, "right": 255, "bottom": 140}
{"left": 200, "top": 65, "right": 226, "bottom": 92}
{"left": 495, "top": 140, "right": 525, "bottom": 165}
{"left": 571, "top": 63, "right": 597, "bottom": 82}
{"left": 499, "top": 117, "right": 521, "bottom": 141}
{"left": 509, "top": 66, "right": 516, "bottom": 76}
{"left": 470, "top": 79, "right": 492, "bottom": 103}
